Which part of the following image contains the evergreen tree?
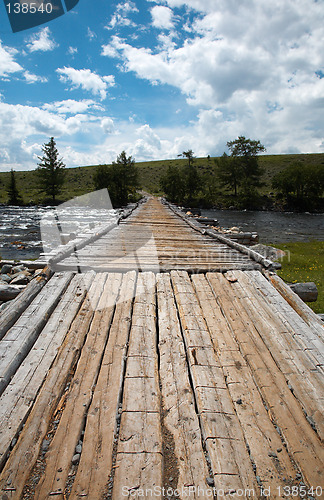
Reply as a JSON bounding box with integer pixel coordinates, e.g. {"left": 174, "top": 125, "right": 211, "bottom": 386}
{"left": 93, "top": 151, "right": 138, "bottom": 207}
{"left": 160, "top": 165, "right": 185, "bottom": 203}
{"left": 36, "top": 137, "right": 65, "bottom": 204}
{"left": 7, "top": 169, "right": 22, "bottom": 205}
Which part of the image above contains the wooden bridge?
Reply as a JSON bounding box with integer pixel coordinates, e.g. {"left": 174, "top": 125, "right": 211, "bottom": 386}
{"left": 0, "top": 197, "right": 323, "bottom": 499}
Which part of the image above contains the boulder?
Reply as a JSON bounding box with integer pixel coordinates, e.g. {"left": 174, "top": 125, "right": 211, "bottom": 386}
{"left": 0, "top": 274, "right": 12, "bottom": 283}
{"left": 1, "top": 264, "right": 13, "bottom": 275}
{"left": 12, "top": 265, "right": 26, "bottom": 274}
{"left": 0, "top": 284, "right": 25, "bottom": 302}
{"left": 289, "top": 282, "right": 318, "bottom": 302}
{"left": 10, "top": 274, "right": 30, "bottom": 285}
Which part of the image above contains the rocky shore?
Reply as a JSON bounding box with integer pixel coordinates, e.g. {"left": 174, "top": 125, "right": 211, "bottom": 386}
{"left": 0, "top": 263, "right": 42, "bottom": 311}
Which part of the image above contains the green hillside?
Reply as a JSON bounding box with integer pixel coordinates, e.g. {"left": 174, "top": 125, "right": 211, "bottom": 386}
{"left": 0, "top": 153, "right": 323, "bottom": 206}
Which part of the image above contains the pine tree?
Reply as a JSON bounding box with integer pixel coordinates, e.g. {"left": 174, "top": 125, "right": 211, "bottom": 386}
{"left": 7, "top": 169, "right": 22, "bottom": 205}
{"left": 37, "top": 137, "right": 65, "bottom": 204}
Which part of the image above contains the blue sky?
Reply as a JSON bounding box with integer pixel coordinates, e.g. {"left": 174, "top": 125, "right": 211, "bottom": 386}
{"left": 0, "top": 0, "right": 323, "bottom": 171}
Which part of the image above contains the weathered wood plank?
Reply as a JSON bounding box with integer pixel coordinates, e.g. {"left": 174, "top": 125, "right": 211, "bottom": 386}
{"left": 0, "top": 273, "right": 104, "bottom": 499}
{"left": 192, "top": 273, "right": 301, "bottom": 496}
{"left": 228, "top": 270, "right": 324, "bottom": 439}
{"left": 0, "top": 273, "right": 94, "bottom": 473}
{"left": 157, "top": 273, "right": 211, "bottom": 497}
{"left": 207, "top": 272, "right": 324, "bottom": 489}
{"left": 69, "top": 271, "right": 137, "bottom": 500}
{"left": 170, "top": 270, "right": 259, "bottom": 495}
{"left": 34, "top": 273, "right": 122, "bottom": 499}
{"left": 0, "top": 271, "right": 74, "bottom": 396}
{"left": 113, "top": 272, "right": 163, "bottom": 500}
{"left": 0, "top": 267, "right": 52, "bottom": 340}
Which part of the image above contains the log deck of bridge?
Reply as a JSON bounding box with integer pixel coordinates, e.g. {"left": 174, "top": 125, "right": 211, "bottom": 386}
{"left": 0, "top": 198, "right": 323, "bottom": 499}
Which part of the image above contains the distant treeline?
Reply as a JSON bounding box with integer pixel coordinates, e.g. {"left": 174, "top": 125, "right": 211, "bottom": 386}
{"left": 160, "top": 139, "right": 324, "bottom": 211}
{"left": 0, "top": 136, "right": 323, "bottom": 211}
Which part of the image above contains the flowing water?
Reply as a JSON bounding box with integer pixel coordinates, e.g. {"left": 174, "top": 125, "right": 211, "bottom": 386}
{"left": 0, "top": 205, "right": 323, "bottom": 261}
{"left": 0, "top": 205, "right": 118, "bottom": 260}
{"left": 200, "top": 208, "right": 323, "bottom": 244}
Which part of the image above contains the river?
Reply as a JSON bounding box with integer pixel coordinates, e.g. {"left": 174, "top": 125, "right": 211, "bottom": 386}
{"left": 0, "top": 205, "right": 118, "bottom": 260}
{"left": 0, "top": 205, "right": 323, "bottom": 261}
{"left": 201, "top": 208, "right": 324, "bottom": 244}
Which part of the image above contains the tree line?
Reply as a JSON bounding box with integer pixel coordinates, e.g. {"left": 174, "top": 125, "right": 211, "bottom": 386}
{"left": 161, "top": 137, "right": 324, "bottom": 211}
{"left": 5, "top": 138, "right": 139, "bottom": 207}
{"left": 4, "top": 136, "right": 324, "bottom": 211}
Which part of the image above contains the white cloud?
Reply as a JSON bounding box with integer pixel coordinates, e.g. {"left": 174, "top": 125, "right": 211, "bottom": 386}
{"left": 101, "top": 117, "right": 116, "bottom": 134}
{"left": 26, "top": 27, "right": 58, "bottom": 52}
{"left": 106, "top": 1, "right": 139, "bottom": 30}
{"left": 56, "top": 67, "right": 115, "bottom": 100}
{"left": 87, "top": 27, "right": 97, "bottom": 41}
{"left": 68, "top": 46, "right": 78, "bottom": 56}
{"left": 151, "top": 6, "right": 174, "bottom": 29}
{"left": 102, "top": 0, "right": 324, "bottom": 154}
{"left": 23, "top": 71, "right": 48, "bottom": 84}
{"left": 0, "top": 41, "right": 22, "bottom": 77}
{"left": 43, "top": 99, "right": 103, "bottom": 114}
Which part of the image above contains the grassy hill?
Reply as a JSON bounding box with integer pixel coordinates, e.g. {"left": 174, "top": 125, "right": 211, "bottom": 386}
{"left": 0, "top": 153, "right": 323, "bottom": 206}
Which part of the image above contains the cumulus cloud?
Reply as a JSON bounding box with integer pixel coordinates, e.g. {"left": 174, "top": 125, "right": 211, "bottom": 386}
{"left": 151, "top": 6, "right": 174, "bottom": 30}
{"left": 102, "top": 0, "right": 324, "bottom": 154}
{"left": 0, "top": 41, "right": 22, "bottom": 77}
{"left": 56, "top": 67, "right": 115, "bottom": 100}
{"left": 26, "top": 27, "right": 58, "bottom": 52}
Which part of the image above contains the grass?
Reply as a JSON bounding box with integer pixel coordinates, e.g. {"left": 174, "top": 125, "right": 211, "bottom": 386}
{"left": 1, "top": 152, "right": 323, "bottom": 205}
{"left": 274, "top": 240, "right": 324, "bottom": 313}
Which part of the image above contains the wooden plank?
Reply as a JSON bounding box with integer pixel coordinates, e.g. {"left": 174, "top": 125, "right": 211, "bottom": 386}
{"left": 157, "top": 273, "right": 211, "bottom": 497}
{"left": 0, "top": 273, "right": 104, "bottom": 499}
{"left": 34, "top": 273, "right": 122, "bottom": 499}
{"left": 0, "top": 267, "right": 52, "bottom": 340}
{"left": 69, "top": 271, "right": 137, "bottom": 500}
{"left": 228, "top": 270, "right": 324, "bottom": 439}
{"left": 0, "top": 273, "right": 94, "bottom": 472}
{"left": 113, "top": 272, "right": 163, "bottom": 499}
{"left": 266, "top": 271, "right": 324, "bottom": 332}
{"left": 191, "top": 273, "right": 302, "bottom": 496}
{"left": 253, "top": 271, "right": 324, "bottom": 366}
{"left": 207, "top": 272, "right": 324, "bottom": 489}
{"left": 113, "top": 452, "right": 163, "bottom": 498}
{"left": 170, "top": 270, "right": 259, "bottom": 495}
{"left": 0, "top": 271, "right": 74, "bottom": 396}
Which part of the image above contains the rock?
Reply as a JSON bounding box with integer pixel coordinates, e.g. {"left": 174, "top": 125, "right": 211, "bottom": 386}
{"left": 42, "top": 439, "right": 50, "bottom": 453}
{"left": 1, "top": 264, "right": 12, "bottom": 275}
{"left": 75, "top": 444, "right": 82, "bottom": 454}
{"left": 72, "top": 453, "right": 80, "bottom": 465}
{"left": 236, "top": 398, "right": 243, "bottom": 405}
{"left": 206, "top": 477, "right": 214, "bottom": 487}
{"left": 268, "top": 450, "right": 278, "bottom": 458}
{"left": 10, "top": 274, "right": 30, "bottom": 285}
{"left": 289, "top": 282, "right": 318, "bottom": 302}
{"left": 0, "top": 284, "right": 25, "bottom": 301}
{"left": 12, "top": 265, "right": 26, "bottom": 274}
{"left": 0, "top": 274, "right": 12, "bottom": 283}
